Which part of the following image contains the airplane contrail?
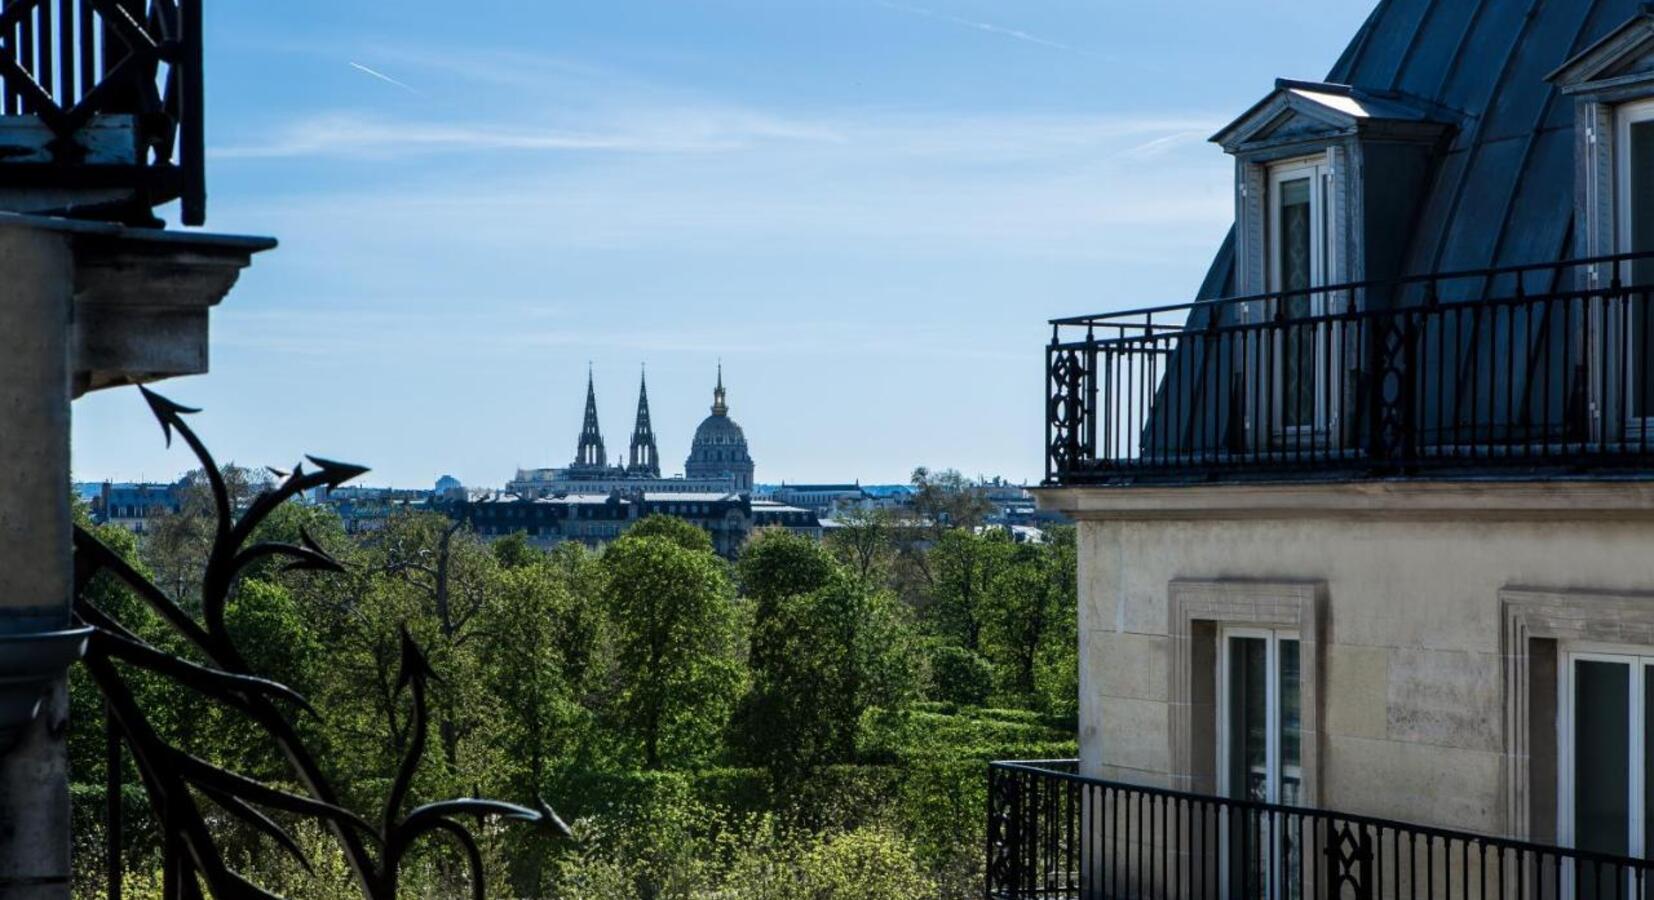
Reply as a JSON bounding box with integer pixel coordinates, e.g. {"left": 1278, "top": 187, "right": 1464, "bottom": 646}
{"left": 349, "top": 61, "right": 421, "bottom": 95}
{"left": 877, "top": 1, "right": 1074, "bottom": 53}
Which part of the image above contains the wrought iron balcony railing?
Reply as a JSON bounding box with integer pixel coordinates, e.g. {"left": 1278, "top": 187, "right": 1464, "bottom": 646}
{"left": 1045, "top": 253, "right": 1654, "bottom": 486}
{"left": 987, "top": 760, "right": 1653, "bottom": 899}
{"left": 0, "top": 0, "right": 204, "bottom": 224}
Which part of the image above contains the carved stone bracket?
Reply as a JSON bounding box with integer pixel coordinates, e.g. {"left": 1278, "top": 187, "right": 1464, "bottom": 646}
{"left": 0, "top": 626, "right": 91, "bottom": 752}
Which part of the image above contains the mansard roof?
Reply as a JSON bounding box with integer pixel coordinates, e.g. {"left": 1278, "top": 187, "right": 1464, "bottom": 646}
{"left": 1196, "top": 0, "right": 1651, "bottom": 302}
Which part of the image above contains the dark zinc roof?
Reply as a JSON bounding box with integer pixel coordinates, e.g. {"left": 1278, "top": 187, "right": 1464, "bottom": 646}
{"left": 1196, "top": 0, "right": 1643, "bottom": 304}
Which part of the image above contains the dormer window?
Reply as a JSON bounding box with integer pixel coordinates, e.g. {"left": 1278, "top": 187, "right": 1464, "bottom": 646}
{"left": 1213, "top": 80, "right": 1452, "bottom": 298}
{"left": 1211, "top": 80, "right": 1452, "bottom": 443}
{"left": 1552, "top": 9, "right": 1654, "bottom": 432}
{"left": 1551, "top": 10, "right": 1654, "bottom": 277}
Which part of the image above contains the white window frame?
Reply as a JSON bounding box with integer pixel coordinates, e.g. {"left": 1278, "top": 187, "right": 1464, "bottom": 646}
{"left": 1218, "top": 626, "right": 1303, "bottom": 804}
{"left": 1265, "top": 155, "right": 1342, "bottom": 442}
{"left": 1218, "top": 626, "right": 1303, "bottom": 900}
{"left": 1615, "top": 99, "right": 1654, "bottom": 440}
{"left": 1558, "top": 643, "right": 1653, "bottom": 891}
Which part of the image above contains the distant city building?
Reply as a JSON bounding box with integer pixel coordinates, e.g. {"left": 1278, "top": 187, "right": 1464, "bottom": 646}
{"left": 310, "top": 485, "right": 434, "bottom": 535}
{"left": 765, "top": 483, "right": 867, "bottom": 517}
{"left": 860, "top": 484, "right": 919, "bottom": 510}
{"left": 683, "top": 366, "right": 755, "bottom": 492}
{"left": 510, "top": 367, "right": 755, "bottom": 497}
{"left": 434, "top": 475, "right": 464, "bottom": 498}
{"left": 751, "top": 499, "right": 824, "bottom": 540}
{"left": 81, "top": 480, "right": 185, "bottom": 533}
{"left": 452, "top": 490, "right": 819, "bottom": 558}
{"left": 462, "top": 366, "right": 781, "bottom": 555}
{"left": 974, "top": 478, "right": 1065, "bottom": 527}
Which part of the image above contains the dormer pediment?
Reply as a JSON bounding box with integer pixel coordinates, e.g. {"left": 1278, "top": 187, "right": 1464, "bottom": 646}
{"left": 1212, "top": 79, "right": 1450, "bottom": 157}
{"left": 1550, "top": 7, "right": 1654, "bottom": 97}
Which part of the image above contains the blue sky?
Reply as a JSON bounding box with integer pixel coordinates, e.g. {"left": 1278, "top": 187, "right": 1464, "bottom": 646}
{"left": 70, "top": 0, "right": 1377, "bottom": 488}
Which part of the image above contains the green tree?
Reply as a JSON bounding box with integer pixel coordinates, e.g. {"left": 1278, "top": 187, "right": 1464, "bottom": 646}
{"left": 478, "top": 562, "right": 591, "bottom": 789}
{"left": 909, "top": 467, "right": 992, "bottom": 537}
{"left": 624, "top": 514, "right": 714, "bottom": 554}
{"left": 1031, "top": 527, "right": 1079, "bottom": 720}
{"left": 797, "top": 828, "right": 937, "bottom": 900}
{"left": 737, "top": 528, "right": 838, "bottom": 613}
{"left": 601, "top": 531, "right": 743, "bottom": 769}
{"left": 283, "top": 510, "right": 502, "bottom": 804}
{"left": 734, "top": 549, "right": 920, "bottom": 776}
{"left": 923, "top": 528, "right": 1012, "bottom": 652}
{"left": 979, "top": 540, "right": 1062, "bottom": 699}
{"left": 141, "top": 464, "right": 273, "bottom": 603}
{"left": 492, "top": 531, "right": 545, "bottom": 570}
{"left": 368, "top": 512, "right": 500, "bottom": 769}
{"left": 823, "top": 507, "right": 895, "bottom": 586}
{"left": 925, "top": 643, "right": 993, "bottom": 706}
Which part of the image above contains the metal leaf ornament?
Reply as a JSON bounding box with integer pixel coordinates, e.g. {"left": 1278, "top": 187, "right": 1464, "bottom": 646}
{"left": 74, "top": 388, "right": 569, "bottom": 899}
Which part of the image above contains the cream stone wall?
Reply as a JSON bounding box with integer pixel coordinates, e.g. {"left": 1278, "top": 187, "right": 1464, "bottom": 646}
{"left": 1044, "top": 480, "right": 1654, "bottom": 838}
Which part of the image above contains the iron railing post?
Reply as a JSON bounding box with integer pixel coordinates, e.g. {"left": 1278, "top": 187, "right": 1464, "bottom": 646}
{"left": 179, "top": 0, "right": 206, "bottom": 225}
{"left": 106, "top": 703, "right": 121, "bottom": 900}
{"left": 1084, "top": 326, "right": 1098, "bottom": 470}
{"left": 1045, "top": 332, "right": 1057, "bottom": 484}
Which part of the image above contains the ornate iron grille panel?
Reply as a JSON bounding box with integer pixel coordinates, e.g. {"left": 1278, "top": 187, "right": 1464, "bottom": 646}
{"left": 0, "top": 0, "right": 204, "bottom": 224}
{"left": 1045, "top": 339, "right": 1093, "bottom": 484}
{"left": 75, "top": 388, "right": 567, "bottom": 898}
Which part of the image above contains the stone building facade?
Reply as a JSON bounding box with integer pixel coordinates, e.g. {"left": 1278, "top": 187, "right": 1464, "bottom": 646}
{"left": 1025, "top": 0, "right": 1654, "bottom": 883}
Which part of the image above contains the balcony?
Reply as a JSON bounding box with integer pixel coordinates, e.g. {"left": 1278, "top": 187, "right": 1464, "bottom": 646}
{"left": 986, "top": 760, "right": 1652, "bottom": 899}
{"left": 1045, "top": 254, "right": 1654, "bottom": 487}
{"left": 0, "top": 0, "right": 205, "bottom": 225}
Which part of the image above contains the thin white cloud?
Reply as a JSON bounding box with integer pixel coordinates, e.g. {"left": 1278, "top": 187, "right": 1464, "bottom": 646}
{"left": 213, "top": 119, "right": 690, "bottom": 159}
{"left": 213, "top": 308, "right": 1026, "bottom": 365}
{"left": 1119, "top": 129, "right": 1211, "bottom": 160}
{"left": 213, "top": 107, "right": 1233, "bottom": 250}
{"left": 212, "top": 106, "right": 1213, "bottom": 163}
{"left": 877, "top": 1, "right": 1076, "bottom": 53}
{"left": 348, "top": 61, "right": 421, "bottom": 95}
{"left": 211, "top": 108, "right": 847, "bottom": 160}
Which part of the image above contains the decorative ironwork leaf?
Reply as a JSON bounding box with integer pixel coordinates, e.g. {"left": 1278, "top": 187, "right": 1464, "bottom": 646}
{"left": 77, "top": 389, "right": 565, "bottom": 898}
{"left": 83, "top": 620, "right": 319, "bottom": 718}
{"left": 197, "top": 784, "right": 315, "bottom": 874}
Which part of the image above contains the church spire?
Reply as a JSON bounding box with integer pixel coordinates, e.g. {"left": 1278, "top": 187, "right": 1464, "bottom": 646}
{"left": 628, "top": 366, "right": 660, "bottom": 477}
{"left": 711, "top": 362, "right": 728, "bottom": 417}
{"left": 574, "top": 366, "right": 607, "bottom": 469}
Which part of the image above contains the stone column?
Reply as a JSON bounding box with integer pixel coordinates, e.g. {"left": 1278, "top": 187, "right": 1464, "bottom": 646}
{"left": 0, "top": 222, "right": 77, "bottom": 899}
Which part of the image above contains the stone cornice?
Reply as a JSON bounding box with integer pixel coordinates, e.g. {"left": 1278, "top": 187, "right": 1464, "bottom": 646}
{"left": 1035, "top": 479, "right": 1654, "bottom": 522}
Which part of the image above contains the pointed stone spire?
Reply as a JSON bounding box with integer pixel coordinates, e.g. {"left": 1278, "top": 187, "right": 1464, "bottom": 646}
{"left": 574, "top": 366, "right": 606, "bottom": 469}
{"left": 628, "top": 365, "right": 660, "bottom": 477}
{"left": 711, "top": 362, "right": 728, "bottom": 417}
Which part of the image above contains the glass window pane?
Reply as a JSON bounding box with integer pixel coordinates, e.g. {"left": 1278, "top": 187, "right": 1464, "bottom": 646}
{"left": 1228, "top": 636, "right": 1268, "bottom": 803}
{"left": 1631, "top": 122, "right": 1654, "bottom": 283}
{"left": 1279, "top": 639, "right": 1302, "bottom": 808}
{"left": 1631, "top": 122, "right": 1654, "bottom": 418}
{"left": 1277, "top": 176, "right": 1315, "bottom": 429}
{"left": 1278, "top": 178, "right": 1313, "bottom": 303}
{"left": 1576, "top": 660, "right": 1631, "bottom": 870}
{"left": 1647, "top": 666, "right": 1654, "bottom": 867}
